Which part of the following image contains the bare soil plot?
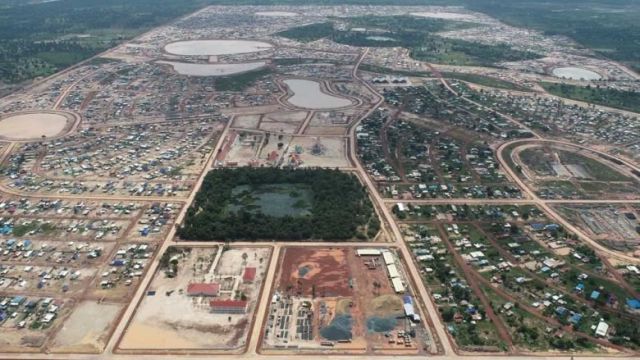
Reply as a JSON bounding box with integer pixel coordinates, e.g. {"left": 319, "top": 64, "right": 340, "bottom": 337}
{"left": 232, "top": 115, "right": 262, "bottom": 129}
{"left": 279, "top": 247, "right": 352, "bottom": 297}
{"left": 51, "top": 301, "right": 122, "bottom": 353}
{"left": 259, "top": 121, "right": 300, "bottom": 134}
{"left": 0, "top": 112, "right": 70, "bottom": 140}
{"left": 288, "top": 136, "right": 349, "bottom": 168}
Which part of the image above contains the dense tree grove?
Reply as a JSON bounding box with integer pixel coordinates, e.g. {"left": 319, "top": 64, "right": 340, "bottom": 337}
{"left": 542, "top": 82, "right": 640, "bottom": 114}
{"left": 0, "top": 0, "right": 209, "bottom": 84}
{"left": 178, "top": 167, "right": 376, "bottom": 241}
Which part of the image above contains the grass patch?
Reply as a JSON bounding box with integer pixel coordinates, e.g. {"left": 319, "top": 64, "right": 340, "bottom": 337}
{"left": 443, "top": 72, "right": 528, "bottom": 91}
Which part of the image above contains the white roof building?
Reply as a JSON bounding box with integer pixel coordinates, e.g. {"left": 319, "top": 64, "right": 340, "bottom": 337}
{"left": 595, "top": 321, "right": 609, "bottom": 337}
{"left": 387, "top": 264, "right": 400, "bottom": 279}
{"left": 382, "top": 251, "right": 395, "bottom": 265}
{"left": 391, "top": 277, "right": 405, "bottom": 293}
{"left": 357, "top": 248, "right": 381, "bottom": 256}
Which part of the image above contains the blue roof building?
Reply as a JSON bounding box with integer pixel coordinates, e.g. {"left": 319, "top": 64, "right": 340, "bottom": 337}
{"left": 569, "top": 313, "right": 583, "bottom": 325}
{"left": 626, "top": 299, "right": 640, "bottom": 310}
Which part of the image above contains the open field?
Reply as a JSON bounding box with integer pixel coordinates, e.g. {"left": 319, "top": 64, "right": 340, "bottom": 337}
{"left": 51, "top": 301, "right": 122, "bottom": 353}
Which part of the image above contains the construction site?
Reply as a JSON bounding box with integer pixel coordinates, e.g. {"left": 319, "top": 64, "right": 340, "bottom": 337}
{"left": 261, "top": 247, "right": 431, "bottom": 355}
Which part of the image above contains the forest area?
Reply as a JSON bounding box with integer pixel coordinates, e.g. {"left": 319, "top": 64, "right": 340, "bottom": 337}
{"left": 541, "top": 82, "right": 640, "bottom": 114}
{"left": 178, "top": 167, "right": 378, "bottom": 241}
{"left": 0, "top": 0, "right": 209, "bottom": 85}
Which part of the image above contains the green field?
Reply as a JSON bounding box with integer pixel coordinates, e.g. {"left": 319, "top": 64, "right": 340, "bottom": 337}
{"left": 443, "top": 72, "right": 528, "bottom": 91}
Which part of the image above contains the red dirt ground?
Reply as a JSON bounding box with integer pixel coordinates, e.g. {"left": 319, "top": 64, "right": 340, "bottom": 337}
{"left": 279, "top": 247, "right": 352, "bottom": 297}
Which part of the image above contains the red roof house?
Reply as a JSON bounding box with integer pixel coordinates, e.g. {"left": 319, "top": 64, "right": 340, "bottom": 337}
{"left": 267, "top": 151, "right": 279, "bottom": 162}
{"left": 209, "top": 299, "right": 248, "bottom": 314}
{"left": 243, "top": 267, "right": 256, "bottom": 283}
{"left": 187, "top": 283, "right": 220, "bottom": 297}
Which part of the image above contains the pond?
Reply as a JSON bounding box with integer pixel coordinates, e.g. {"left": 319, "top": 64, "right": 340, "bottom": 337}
{"left": 157, "top": 61, "right": 265, "bottom": 76}
{"left": 410, "top": 11, "right": 476, "bottom": 20}
{"left": 366, "top": 36, "right": 396, "bottom": 42}
{"left": 164, "top": 39, "right": 272, "bottom": 56}
{"left": 552, "top": 67, "right": 602, "bottom": 81}
{"left": 283, "top": 79, "right": 353, "bottom": 109}
{"left": 255, "top": 11, "right": 298, "bottom": 17}
{"left": 229, "top": 183, "right": 312, "bottom": 217}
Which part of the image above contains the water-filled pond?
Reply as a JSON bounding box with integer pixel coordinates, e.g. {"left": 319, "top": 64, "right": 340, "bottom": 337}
{"left": 284, "top": 79, "right": 352, "bottom": 109}
{"left": 164, "top": 39, "right": 272, "bottom": 56}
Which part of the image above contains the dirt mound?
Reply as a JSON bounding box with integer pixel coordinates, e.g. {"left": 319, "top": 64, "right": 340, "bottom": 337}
{"left": 368, "top": 294, "right": 403, "bottom": 317}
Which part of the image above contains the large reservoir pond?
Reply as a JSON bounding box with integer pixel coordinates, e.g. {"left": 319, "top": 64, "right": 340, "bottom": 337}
{"left": 552, "top": 67, "right": 602, "bottom": 81}
{"left": 158, "top": 61, "right": 265, "bottom": 76}
{"left": 283, "top": 79, "right": 353, "bottom": 109}
{"left": 410, "top": 11, "right": 476, "bottom": 20}
{"left": 255, "top": 11, "right": 298, "bottom": 17}
{"left": 164, "top": 40, "right": 273, "bottom": 56}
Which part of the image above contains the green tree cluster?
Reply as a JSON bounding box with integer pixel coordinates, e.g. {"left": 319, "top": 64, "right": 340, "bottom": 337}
{"left": 178, "top": 167, "right": 376, "bottom": 241}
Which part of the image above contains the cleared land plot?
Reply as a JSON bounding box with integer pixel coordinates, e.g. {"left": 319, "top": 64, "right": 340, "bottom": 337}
{"left": 279, "top": 247, "right": 352, "bottom": 297}
{"left": 232, "top": 115, "right": 262, "bottom": 129}
{"left": 288, "top": 136, "right": 349, "bottom": 168}
{"left": 120, "top": 246, "right": 270, "bottom": 352}
{"left": 0, "top": 113, "right": 69, "bottom": 140}
{"left": 260, "top": 111, "right": 308, "bottom": 134}
{"left": 51, "top": 301, "right": 122, "bottom": 353}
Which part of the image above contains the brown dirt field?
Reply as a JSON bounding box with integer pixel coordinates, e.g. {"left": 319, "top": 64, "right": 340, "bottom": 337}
{"left": 279, "top": 247, "right": 352, "bottom": 297}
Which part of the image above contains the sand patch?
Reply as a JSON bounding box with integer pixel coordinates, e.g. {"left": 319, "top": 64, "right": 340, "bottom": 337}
{"left": 0, "top": 113, "right": 69, "bottom": 139}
